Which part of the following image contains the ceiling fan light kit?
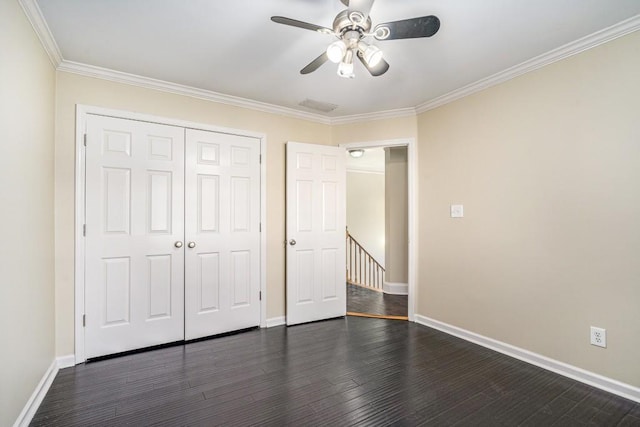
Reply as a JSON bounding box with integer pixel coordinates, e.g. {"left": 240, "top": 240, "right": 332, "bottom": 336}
{"left": 327, "top": 40, "right": 347, "bottom": 63}
{"left": 360, "top": 43, "right": 383, "bottom": 67}
{"left": 337, "top": 54, "right": 355, "bottom": 79}
{"left": 271, "top": 0, "right": 440, "bottom": 79}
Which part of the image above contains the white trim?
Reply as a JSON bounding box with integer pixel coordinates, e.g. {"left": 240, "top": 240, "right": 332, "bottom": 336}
{"left": 17, "top": 0, "right": 62, "bottom": 66}
{"left": 406, "top": 140, "right": 417, "bottom": 322}
{"left": 56, "top": 354, "right": 76, "bottom": 369}
{"left": 260, "top": 138, "right": 268, "bottom": 328}
{"left": 59, "top": 61, "right": 332, "bottom": 125}
{"left": 19, "top": 0, "right": 640, "bottom": 124}
{"left": 339, "top": 138, "right": 417, "bottom": 321}
{"left": 331, "top": 108, "right": 417, "bottom": 125}
{"left": 12, "top": 360, "right": 57, "bottom": 427}
{"left": 341, "top": 139, "right": 412, "bottom": 150}
{"left": 414, "top": 314, "right": 640, "bottom": 404}
{"left": 12, "top": 355, "right": 78, "bottom": 426}
{"left": 74, "top": 105, "right": 87, "bottom": 363}
{"left": 265, "top": 316, "right": 286, "bottom": 328}
{"left": 56, "top": 60, "right": 416, "bottom": 127}
{"left": 383, "top": 281, "right": 408, "bottom": 295}
{"left": 346, "top": 168, "right": 385, "bottom": 175}
{"left": 416, "top": 14, "right": 640, "bottom": 114}
{"left": 74, "top": 105, "right": 268, "bottom": 363}
{"left": 76, "top": 105, "right": 267, "bottom": 140}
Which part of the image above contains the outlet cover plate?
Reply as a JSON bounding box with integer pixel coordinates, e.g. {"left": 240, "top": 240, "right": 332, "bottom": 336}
{"left": 451, "top": 204, "right": 464, "bottom": 218}
{"left": 590, "top": 326, "right": 606, "bottom": 348}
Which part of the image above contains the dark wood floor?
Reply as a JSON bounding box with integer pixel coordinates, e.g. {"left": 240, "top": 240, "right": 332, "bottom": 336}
{"left": 347, "top": 283, "right": 408, "bottom": 318}
{"left": 32, "top": 317, "right": 640, "bottom": 426}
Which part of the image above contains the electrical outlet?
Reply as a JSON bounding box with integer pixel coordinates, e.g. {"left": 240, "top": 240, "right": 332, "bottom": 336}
{"left": 590, "top": 326, "right": 606, "bottom": 348}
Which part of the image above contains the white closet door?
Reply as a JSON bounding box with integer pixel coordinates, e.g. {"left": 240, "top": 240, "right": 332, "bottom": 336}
{"left": 184, "top": 129, "right": 261, "bottom": 340}
{"left": 286, "top": 142, "right": 346, "bottom": 325}
{"left": 85, "top": 115, "right": 185, "bottom": 359}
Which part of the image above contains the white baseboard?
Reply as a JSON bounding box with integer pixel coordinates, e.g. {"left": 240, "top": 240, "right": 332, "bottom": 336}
{"left": 414, "top": 314, "right": 640, "bottom": 403}
{"left": 56, "top": 354, "right": 75, "bottom": 369}
{"left": 265, "top": 316, "right": 286, "bottom": 328}
{"left": 12, "top": 360, "right": 57, "bottom": 427}
{"left": 12, "top": 355, "right": 75, "bottom": 427}
{"left": 383, "top": 281, "right": 408, "bottom": 295}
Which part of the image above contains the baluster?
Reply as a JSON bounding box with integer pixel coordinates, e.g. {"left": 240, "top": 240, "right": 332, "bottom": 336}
{"left": 359, "top": 249, "right": 363, "bottom": 285}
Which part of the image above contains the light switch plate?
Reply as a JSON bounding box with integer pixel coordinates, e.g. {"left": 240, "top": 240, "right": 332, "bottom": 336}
{"left": 450, "top": 204, "right": 464, "bottom": 218}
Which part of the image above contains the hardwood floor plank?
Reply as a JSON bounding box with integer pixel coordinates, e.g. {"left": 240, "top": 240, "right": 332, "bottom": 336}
{"left": 520, "top": 395, "right": 578, "bottom": 426}
{"left": 618, "top": 414, "right": 640, "bottom": 426}
{"left": 347, "top": 283, "right": 408, "bottom": 317}
{"left": 31, "top": 317, "right": 640, "bottom": 426}
{"left": 417, "top": 392, "right": 495, "bottom": 426}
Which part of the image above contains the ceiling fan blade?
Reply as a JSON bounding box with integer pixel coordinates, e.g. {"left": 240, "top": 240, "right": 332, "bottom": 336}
{"left": 271, "top": 16, "right": 333, "bottom": 34}
{"left": 301, "top": 52, "right": 329, "bottom": 74}
{"left": 348, "top": 0, "right": 375, "bottom": 20}
{"left": 374, "top": 15, "right": 440, "bottom": 40}
{"left": 357, "top": 52, "right": 389, "bottom": 77}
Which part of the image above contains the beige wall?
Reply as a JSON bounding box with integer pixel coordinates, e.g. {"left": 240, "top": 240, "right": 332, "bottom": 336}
{"left": 54, "top": 72, "right": 332, "bottom": 356}
{"left": 12, "top": 4, "right": 636, "bottom": 407}
{"left": 417, "top": 30, "right": 640, "bottom": 386}
{"left": 385, "top": 147, "right": 408, "bottom": 284}
{"left": 332, "top": 115, "right": 417, "bottom": 145}
{"left": 347, "top": 171, "right": 385, "bottom": 266}
{"left": 0, "top": 1, "right": 56, "bottom": 424}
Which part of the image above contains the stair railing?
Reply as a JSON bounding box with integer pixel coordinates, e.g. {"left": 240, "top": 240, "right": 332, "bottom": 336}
{"left": 346, "top": 229, "right": 385, "bottom": 291}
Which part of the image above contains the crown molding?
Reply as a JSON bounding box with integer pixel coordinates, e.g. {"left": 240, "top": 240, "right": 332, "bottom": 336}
{"left": 18, "top": 0, "right": 62, "bottom": 67}
{"left": 56, "top": 60, "right": 417, "bottom": 126}
{"left": 416, "top": 14, "right": 640, "bottom": 114}
{"left": 20, "top": 0, "right": 640, "bottom": 125}
{"left": 57, "top": 61, "right": 333, "bottom": 125}
{"left": 330, "top": 107, "right": 417, "bottom": 125}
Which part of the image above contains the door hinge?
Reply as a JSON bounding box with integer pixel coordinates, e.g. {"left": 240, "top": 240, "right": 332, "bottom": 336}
{"left": 259, "top": 291, "right": 262, "bottom": 301}
{"left": 259, "top": 154, "right": 262, "bottom": 164}
{"left": 82, "top": 314, "right": 86, "bottom": 327}
{"left": 259, "top": 222, "right": 262, "bottom": 232}
{"left": 83, "top": 134, "right": 87, "bottom": 146}
{"left": 83, "top": 224, "right": 86, "bottom": 236}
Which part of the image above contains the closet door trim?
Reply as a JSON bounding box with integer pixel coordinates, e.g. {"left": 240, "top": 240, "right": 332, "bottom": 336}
{"left": 74, "top": 104, "right": 267, "bottom": 363}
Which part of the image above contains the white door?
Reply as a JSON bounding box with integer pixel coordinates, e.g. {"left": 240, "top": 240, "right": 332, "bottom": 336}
{"left": 184, "top": 129, "right": 261, "bottom": 340}
{"left": 286, "top": 142, "right": 346, "bottom": 325}
{"left": 85, "top": 115, "right": 185, "bottom": 359}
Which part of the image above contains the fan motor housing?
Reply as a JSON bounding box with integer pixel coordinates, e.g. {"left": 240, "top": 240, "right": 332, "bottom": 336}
{"left": 333, "top": 10, "right": 372, "bottom": 36}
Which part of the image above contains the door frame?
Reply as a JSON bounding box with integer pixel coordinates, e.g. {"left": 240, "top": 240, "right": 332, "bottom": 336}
{"left": 74, "top": 105, "right": 268, "bottom": 363}
{"left": 339, "top": 138, "right": 417, "bottom": 321}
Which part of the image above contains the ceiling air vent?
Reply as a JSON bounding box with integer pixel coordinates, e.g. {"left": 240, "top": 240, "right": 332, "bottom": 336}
{"left": 299, "top": 99, "right": 339, "bottom": 113}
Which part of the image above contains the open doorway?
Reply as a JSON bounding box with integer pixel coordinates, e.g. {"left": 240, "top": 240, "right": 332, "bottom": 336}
{"left": 344, "top": 145, "right": 409, "bottom": 320}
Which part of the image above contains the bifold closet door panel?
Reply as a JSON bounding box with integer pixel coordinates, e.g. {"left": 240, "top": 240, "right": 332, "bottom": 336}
{"left": 184, "top": 129, "right": 261, "bottom": 340}
{"left": 84, "top": 115, "right": 185, "bottom": 359}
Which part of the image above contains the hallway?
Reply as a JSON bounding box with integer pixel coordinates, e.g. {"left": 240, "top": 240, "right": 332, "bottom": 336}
{"left": 346, "top": 283, "right": 408, "bottom": 319}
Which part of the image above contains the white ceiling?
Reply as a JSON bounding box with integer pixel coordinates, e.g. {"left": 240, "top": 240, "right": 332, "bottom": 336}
{"left": 36, "top": 0, "right": 640, "bottom": 118}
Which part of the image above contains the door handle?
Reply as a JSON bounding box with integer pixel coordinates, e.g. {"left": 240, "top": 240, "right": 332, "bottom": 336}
{"left": 174, "top": 241, "right": 183, "bottom": 248}
{"left": 187, "top": 241, "right": 196, "bottom": 249}
{"left": 289, "top": 239, "right": 296, "bottom": 246}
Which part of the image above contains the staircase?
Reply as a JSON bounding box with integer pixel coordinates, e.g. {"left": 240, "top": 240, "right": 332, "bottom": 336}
{"left": 346, "top": 229, "right": 385, "bottom": 291}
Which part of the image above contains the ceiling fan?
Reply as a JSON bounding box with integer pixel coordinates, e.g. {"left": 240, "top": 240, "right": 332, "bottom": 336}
{"left": 271, "top": 0, "right": 440, "bottom": 78}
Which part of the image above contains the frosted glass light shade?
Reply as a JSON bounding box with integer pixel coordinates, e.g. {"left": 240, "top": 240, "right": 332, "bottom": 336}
{"left": 363, "top": 45, "right": 383, "bottom": 67}
{"left": 337, "top": 61, "right": 354, "bottom": 78}
{"left": 326, "top": 40, "right": 347, "bottom": 63}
